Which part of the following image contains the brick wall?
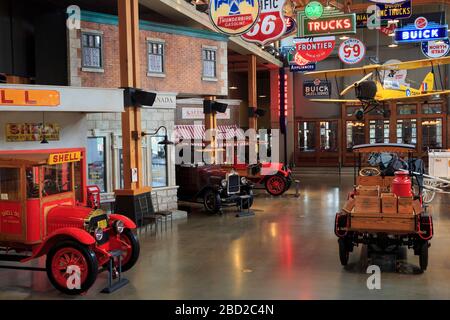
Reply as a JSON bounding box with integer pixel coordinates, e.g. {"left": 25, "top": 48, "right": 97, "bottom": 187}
{"left": 71, "top": 20, "right": 228, "bottom": 96}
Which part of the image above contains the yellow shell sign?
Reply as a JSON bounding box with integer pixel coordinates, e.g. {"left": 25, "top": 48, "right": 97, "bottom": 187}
{"left": 209, "top": 0, "right": 260, "bottom": 35}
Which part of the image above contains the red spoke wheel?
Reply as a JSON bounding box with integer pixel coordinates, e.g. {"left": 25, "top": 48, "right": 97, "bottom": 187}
{"left": 115, "top": 229, "right": 140, "bottom": 272}
{"left": 46, "top": 241, "right": 98, "bottom": 295}
{"left": 265, "top": 175, "right": 287, "bottom": 196}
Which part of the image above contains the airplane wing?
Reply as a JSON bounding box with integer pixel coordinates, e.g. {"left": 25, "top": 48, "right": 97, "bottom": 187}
{"left": 307, "top": 99, "right": 361, "bottom": 103}
{"left": 379, "top": 90, "right": 450, "bottom": 102}
{"left": 380, "top": 56, "right": 450, "bottom": 71}
{"left": 304, "top": 65, "right": 381, "bottom": 78}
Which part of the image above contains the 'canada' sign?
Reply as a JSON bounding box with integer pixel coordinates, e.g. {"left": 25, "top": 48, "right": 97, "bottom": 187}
{"left": 209, "top": 0, "right": 260, "bottom": 35}
{"left": 294, "top": 36, "right": 336, "bottom": 62}
{"left": 242, "top": 0, "right": 286, "bottom": 44}
{"left": 300, "top": 13, "right": 356, "bottom": 37}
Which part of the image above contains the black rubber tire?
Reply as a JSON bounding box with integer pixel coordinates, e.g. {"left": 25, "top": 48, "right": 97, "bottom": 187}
{"left": 241, "top": 189, "right": 254, "bottom": 209}
{"left": 265, "top": 174, "right": 288, "bottom": 196}
{"left": 120, "top": 229, "right": 140, "bottom": 272}
{"left": 419, "top": 241, "right": 429, "bottom": 272}
{"left": 203, "top": 189, "right": 221, "bottom": 213}
{"left": 338, "top": 238, "right": 349, "bottom": 266}
{"left": 46, "top": 240, "right": 98, "bottom": 295}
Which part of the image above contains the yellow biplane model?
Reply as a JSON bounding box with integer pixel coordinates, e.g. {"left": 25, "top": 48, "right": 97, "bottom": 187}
{"left": 303, "top": 56, "right": 450, "bottom": 119}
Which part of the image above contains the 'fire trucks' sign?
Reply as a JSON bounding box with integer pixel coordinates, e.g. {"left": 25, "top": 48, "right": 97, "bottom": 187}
{"left": 300, "top": 13, "right": 356, "bottom": 37}
{"left": 294, "top": 36, "right": 336, "bottom": 62}
{"left": 209, "top": 0, "right": 260, "bottom": 35}
{"left": 0, "top": 89, "right": 60, "bottom": 106}
{"left": 48, "top": 151, "right": 81, "bottom": 165}
{"left": 242, "top": 0, "right": 286, "bottom": 44}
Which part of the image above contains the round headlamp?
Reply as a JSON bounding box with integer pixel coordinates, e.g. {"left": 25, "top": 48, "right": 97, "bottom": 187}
{"left": 241, "top": 177, "right": 248, "bottom": 184}
{"left": 94, "top": 228, "right": 104, "bottom": 241}
{"left": 114, "top": 220, "right": 125, "bottom": 234}
{"left": 221, "top": 179, "right": 227, "bottom": 188}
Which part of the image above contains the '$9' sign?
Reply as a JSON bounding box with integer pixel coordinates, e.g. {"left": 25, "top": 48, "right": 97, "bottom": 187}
{"left": 241, "top": 0, "right": 287, "bottom": 45}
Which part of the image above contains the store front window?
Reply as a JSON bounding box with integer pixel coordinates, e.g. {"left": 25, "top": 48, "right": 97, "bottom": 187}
{"left": 422, "top": 103, "right": 443, "bottom": 114}
{"left": 151, "top": 136, "right": 168, "bottom": 187}
{"left": 87, "top": 137, "right": 107, "bottom": 192}
{"left": 397, "top": 104, "right": 417, "bottom": 115}
{"left": 422, "top": 118, "right": 443, "bottom": 150}
{"left": 298, "top": 121, "right": 316, "bottom": 152}
{"left": 0, "top": 168, "right": 20, "bottom": 201}
{"left": 369, "top": 120, "right": 389, "bottom": 144}
{"left": 396, "top": 119, "right": 417, "bottom": 145}
{"left": 319, "top": 121, "right": 338, "bottom": 151}
{"left": 346, "top": 121, "right": 365, "bottom": 151}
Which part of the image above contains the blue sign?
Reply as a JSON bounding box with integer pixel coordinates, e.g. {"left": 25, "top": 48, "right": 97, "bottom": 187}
{"left": 405, "top": 88, "right": 411, "bottom": 96}
{"left": 377, "top": 1, "right": 412, "bottom": 21}
{"left": 394, "top": 24, "right": 448, "bottom": 43}
{"left": 290, "top": 63, "right": 316, "bottom": 72}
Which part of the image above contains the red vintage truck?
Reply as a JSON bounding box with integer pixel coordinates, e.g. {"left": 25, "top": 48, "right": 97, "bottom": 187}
{"left": 0, "top": 148, "right": 139, "bottom": 294}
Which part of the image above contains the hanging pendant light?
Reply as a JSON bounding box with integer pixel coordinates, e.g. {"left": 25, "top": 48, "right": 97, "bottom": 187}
{"left": 41, "top": 112, "right": 49, "bottom": 144}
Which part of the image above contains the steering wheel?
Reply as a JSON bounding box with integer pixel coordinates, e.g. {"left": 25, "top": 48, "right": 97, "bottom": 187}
{"left": 359, "top": 167, "right": 381, "bottom": 176}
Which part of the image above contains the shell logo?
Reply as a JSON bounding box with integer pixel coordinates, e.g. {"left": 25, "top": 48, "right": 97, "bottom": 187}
{"left": 209, "top": 0, "right": 260, "bottom": 35}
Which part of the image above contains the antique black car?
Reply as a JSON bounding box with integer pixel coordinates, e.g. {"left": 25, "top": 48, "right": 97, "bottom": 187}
{"left": 176, "top": 164, "right": 254, "bottom": 213}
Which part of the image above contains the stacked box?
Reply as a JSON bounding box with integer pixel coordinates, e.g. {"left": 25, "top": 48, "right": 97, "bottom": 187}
{"left": 356, "top": 185, "right": 380, "bottom": 197}
{"left": 354, "top": 195, "right": 380, "bottom": 213}
{"left": 381, "top": 193, "right": 397, "bottom": 214}
{"left": 398, "top": 196, "right": 414, "bottom": 214}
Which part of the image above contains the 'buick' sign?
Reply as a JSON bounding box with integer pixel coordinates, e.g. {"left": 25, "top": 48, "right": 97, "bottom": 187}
{"left": 303, "top": 79, "right": 331, "bottom": 97}
{"left": 294, "top": 36, "right": 335, "bottom": 62}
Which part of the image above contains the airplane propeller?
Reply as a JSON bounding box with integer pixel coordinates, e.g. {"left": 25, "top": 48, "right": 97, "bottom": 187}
{"left": 339, "top": 72, "right": 373, "bottom": 96}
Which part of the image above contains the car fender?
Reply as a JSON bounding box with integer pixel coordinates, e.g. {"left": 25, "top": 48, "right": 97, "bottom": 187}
{"left": 22, "top": 228, "right": 95, "bottom": 262}
{"left": 109, "top": 214, "right": 136, "bottom": 229}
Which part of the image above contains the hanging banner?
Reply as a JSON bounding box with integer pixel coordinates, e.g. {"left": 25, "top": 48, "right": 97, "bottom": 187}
{"left": 209, "top": 0, "right": 260, "bottom": 36}
{"left": 294, "top": 36, "right": 336, "bottom": 62}
{"left": 421, "top": 39, "right": 450, "bottom": 58}
{"left": 241, "top": 0, "right": 286, "bottom": 44}
{"left": 376, "top": 1, "right": 412, "bottom": 20}
{"left": 303, "top": 79, "right": 332, "bottom": 97}
{"left": 394, "top": 17, "right": 448, "bottom": 43}
{"left": 338, "top": 38, "right": 366, "bottom": 65}
{"left": 5, "top": 123, "right": 60, "bottom": 142}
{"left": 299, "top": 13, "right": 356, "bottom": 37}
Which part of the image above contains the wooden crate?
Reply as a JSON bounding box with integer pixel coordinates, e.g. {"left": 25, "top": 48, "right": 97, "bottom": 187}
{"left": 382, "top": 176, "right": 395, "bottom": 192}
{"left": 350, "top": 212, "right": 416, "bottom": 233}
{"left": 354, "top": 195, "right": 380, "bottom": 213}
{"left": 356, "top": 185, "right": 380, "bottom": 197}
{"left": 342, "top": 198, "right": 355, "bottom": 213}
{"left": 398, "top": 196, "right": 414, "bottom": 214}
{"left": 381, "top": 193, "right": 397, "bottom": 214}
{"left": 357, "top": 176, "right": 383, "bottom": 187}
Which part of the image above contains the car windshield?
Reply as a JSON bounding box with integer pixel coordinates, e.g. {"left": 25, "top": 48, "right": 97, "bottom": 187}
{"left": 42, "top": 163, "right": 72, "bottom": 197}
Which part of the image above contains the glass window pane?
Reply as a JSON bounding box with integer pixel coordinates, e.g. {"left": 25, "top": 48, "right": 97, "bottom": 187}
{"left": 87, "top": 137, "right": 107, "bottom": 192}
{"left": 369, "top": 119, "right": 390, "bottom": 144}
{"left": 422, "top": 118, "right": 443, "bottom": 150}
{"left": 42, "top": 163, "right": 72, "bottom": 196}
{"left": 396, "top": 119, "right": 417, "bottom": 145}
{"left": 319, "top": 121, "right": 338, "bottom": 151}
{"left": 346, "top": 106, "right": 360, "bottom": 117}
{"left": 151, "top": 136, "right": 168, "bottom": 187}
{"left": 0, "top": 168, "right": 20, "bottom": 201}
{"left": 422, "top": 103, "right": 442, "bottom": 114}
{"left": 346, "top": 121, "right": 365, "bottom": 151}
{"left": 26, "top": 167, "right": 39, "bottom": 199}
{"left": 397, "top": 104, "right": 417, "bottom": 115}
{"left": 94, "top": 35, "right": 101, "bottom": 48}
{"left": 298, "top": 121, "right": 316, "bottom": 151}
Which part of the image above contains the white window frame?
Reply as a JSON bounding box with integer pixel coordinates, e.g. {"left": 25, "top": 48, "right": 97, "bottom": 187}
{"left": 81, "top": 29, "right": 104, "bottom": 73}
{"left": 147, "top": 37, "right": 166, "bottom": 77}
{"left": 202, "top": 45, "right": 218, "bottom": 81}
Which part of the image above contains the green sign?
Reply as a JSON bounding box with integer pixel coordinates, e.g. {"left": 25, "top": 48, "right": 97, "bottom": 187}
{"left": 305, "top": 1, "right": 323, "bottom": 20}
{"left": 299, "top": 13, "right": 356, "bottom": 37}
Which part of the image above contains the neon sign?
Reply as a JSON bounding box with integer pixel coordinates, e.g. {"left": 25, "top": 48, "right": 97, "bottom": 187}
{"left": 305, "top": 1, "right": 323, "bottom": 20}
{"left": 394, "top": 25, "right": 448, "bottom": 43}
{"left": 300, "top": 13, "right": 356, "bottom": 37}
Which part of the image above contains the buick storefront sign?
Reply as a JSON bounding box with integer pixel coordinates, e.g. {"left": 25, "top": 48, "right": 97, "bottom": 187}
{"left": 394, "top": 17, "right": 448, "bottom": 43}
{"left": 303, "top": 79, "right": 331, "bottom": 97}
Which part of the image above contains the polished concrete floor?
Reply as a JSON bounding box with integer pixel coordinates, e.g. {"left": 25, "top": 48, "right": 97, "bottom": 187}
{"left": 1, "top": 173, "right": 450, "bottom": 299}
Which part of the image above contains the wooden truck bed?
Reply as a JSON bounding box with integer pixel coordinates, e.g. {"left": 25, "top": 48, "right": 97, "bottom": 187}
{"left": 349, "top": 211, "right": 416, "bottom": 233}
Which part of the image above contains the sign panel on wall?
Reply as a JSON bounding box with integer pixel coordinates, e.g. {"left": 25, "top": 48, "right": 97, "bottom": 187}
{"left": 338, "top": 38, "right": 366, "bottom": 65}
{"left": 209, "top": 0, "right": 260, "bottom": 35}
{"left": 421, "top": 39, "right": 450, "bottom": 58}
{"left": 241, "top": 0, "right": 286, "bottom": 44}
{"left": 290, "top": 63, "right": 316, "bottom": 72}
{"left": 303, "top": 79, "right": 332, "bottom": 97}
{"left": 304, "top": 1, "right": 323, "bottom": 20}
{"left": 182, "top": 107, "right": 231, "bottom": 120}
{"left": 376, "top": 1, "right": 412, "bottom": 20}
{"left": 299, "top": 13, "right": 356, "bottom": 37}
{"left": 294, "top": 36, "right": 336, "bottom": 62}
{"left": 394, "top": 17, "right": 448, "bottom": 43}
{"left": 283, "top": 16, "right": 297, "bottom": 36}
{"left": 5, "top": 123, "right": 60, "bottom": 142}
{"left": 0, "top": 89, "right": 60, "bottom": 106}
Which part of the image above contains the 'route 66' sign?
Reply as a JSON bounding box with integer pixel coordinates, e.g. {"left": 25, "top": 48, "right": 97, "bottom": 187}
{"left": 241, "top": 0, "right": 287, "bottom": 45}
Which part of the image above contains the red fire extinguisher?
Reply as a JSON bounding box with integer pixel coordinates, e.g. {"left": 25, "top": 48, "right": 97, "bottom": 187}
{"left": 392, "top": 171, "right": 413, "bottom": 197}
